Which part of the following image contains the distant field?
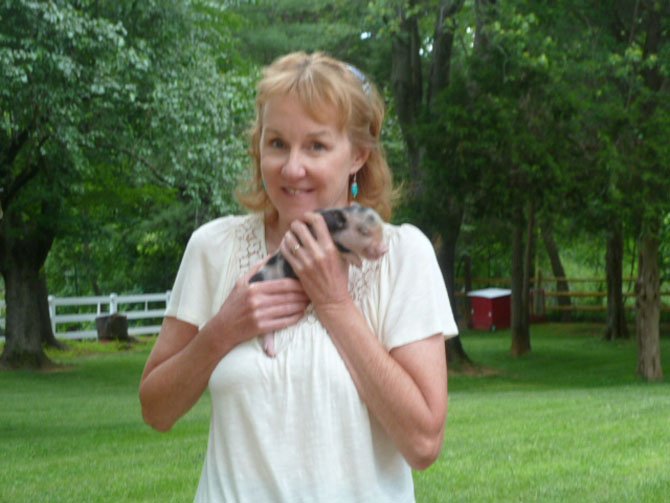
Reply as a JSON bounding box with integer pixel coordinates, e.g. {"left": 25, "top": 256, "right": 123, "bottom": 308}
{"left": 1, "top": 324, "right": 668, "bottom": 502}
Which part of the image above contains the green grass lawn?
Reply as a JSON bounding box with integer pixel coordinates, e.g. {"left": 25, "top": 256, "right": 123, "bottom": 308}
{"left": 1, "top": 325, "right": 668, "bottom": 502}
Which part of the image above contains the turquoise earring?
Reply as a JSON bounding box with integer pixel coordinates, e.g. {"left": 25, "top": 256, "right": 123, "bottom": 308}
{"left": 351, "top": 174, "right": 359, "bottom": 199}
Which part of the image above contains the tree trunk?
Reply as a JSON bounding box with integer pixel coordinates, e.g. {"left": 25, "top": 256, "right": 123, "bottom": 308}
{"left": 389, "top": 1, "right": 470, "bottom": 368}
{"left": 389, "top": 1, "right": 470, "bottom": 366}
{"left": 474, "top": 0, "right": 497, "bottom": 54}
{"left": 541, "top": 220, "right": 572, "bottom": 321}
{"left": 427, "top": 0, "right": 465, "bottom": 110}
{"left": 635, "top": 233, "right": 663, "bottom": 381}
{"left": 437, "top": 205, "right": 472, "bottom": 367}
{"left": 632, "top": 0, "right": 665, "bottom": 382}
{"left": 438, "top": 206, "right": 463, "bottom": 314}
{"left": 0, "top": 211, "right": 57, "bottom": 369}
{"left": 1, "top": 261, "right": 54, "bottom": 369}
{"left": 522, "top": 201, "right": 535, "bottom": 321}
{"left": 461, "top": 253, "right": 472, "bottom": 327}
{"left": 605, "top": 224, "right": 629, "bottom": 340}
{"left": 390, "top": 5, "right": 423, "bottom": 190}
{"left": 511, "top": 208, "right": 530, "bottom": 356}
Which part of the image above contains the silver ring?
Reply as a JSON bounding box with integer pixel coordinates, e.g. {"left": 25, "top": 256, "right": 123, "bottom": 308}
{"left": 291, "top": 243, "right": 301, "bottom": 254}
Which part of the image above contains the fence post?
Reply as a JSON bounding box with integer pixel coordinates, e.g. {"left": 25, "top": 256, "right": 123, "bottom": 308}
{"left": 48, "top": 295, "right": 56, "bottom": 334}
{"left": 110, "top": 293, "right": 118, "bottom": 314}
{"left": 534, "top": 269, "right": 544, "bottom": 316}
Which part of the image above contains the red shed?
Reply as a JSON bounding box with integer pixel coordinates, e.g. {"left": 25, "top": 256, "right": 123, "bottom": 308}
{"left": 467, "top": 288, "right": 512, "bottom": 331}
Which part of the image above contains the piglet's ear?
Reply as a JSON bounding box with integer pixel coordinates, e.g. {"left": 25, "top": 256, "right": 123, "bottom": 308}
{"left": 321, "top": 208, "right": 347, "bottom": 232}
{"left": 334, "top": 209, "right": 347, "bottom": 225}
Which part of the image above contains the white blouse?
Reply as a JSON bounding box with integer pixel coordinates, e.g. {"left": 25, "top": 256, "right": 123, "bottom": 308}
{"left": 165, "top": 213, "right": 458, "bottom": 502}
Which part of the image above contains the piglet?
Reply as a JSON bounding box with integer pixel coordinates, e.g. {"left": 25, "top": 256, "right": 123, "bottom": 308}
{"left": 250, "top": 204, "right": 387, "bottom": 357}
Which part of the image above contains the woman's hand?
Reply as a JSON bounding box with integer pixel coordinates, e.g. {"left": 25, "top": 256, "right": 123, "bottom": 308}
{"left": 279, "top": 212, "right": 350, "bottom": 311}
{"left": 213, "top": 259, "right": 310, "bottom": 349}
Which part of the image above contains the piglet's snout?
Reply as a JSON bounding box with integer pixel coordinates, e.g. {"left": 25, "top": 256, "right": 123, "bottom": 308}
{"left": 365, "top": 241, "right": 388, "bottom": 260}
{"left": 360, "top": 227, "right": 388, "bottom": 260}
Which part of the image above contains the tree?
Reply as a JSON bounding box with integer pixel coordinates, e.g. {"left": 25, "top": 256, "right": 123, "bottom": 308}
{"left": 0, "top": 0, "right": 249, "bottom": 369}
{"left": 605, "top": 223, "right": 629, "bottom": 340}
{"left": 582, "top": 0, "right": 669, "bottom": 379}
{"left": 628, "top": 1, "right": 669, "bottom": 381}
{"left": 0, "top": 1, "right": 133, "bottom": 367}
{"left": 548, "top": 1, "right": 634, "bottom": 341}
{"left": 368, "top": 0, "right": 475, "bottom": 365}
{"left": 541, "top": 220, "right": 572, "bottom": 321}
{"left": 464, "top": 0, "right": 569, "bottom": 356}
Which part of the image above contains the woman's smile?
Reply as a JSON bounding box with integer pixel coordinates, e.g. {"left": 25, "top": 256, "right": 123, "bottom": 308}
{"left": 283, "top": 187, "right": 312, "bottom": 196}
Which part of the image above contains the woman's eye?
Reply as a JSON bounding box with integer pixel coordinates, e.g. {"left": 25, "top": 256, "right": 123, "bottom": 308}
{"left": 269, "top": 138, "right": 285, "bottom": 149}
{"left": 311, "top": 142, "right": 327, "bottom": 152}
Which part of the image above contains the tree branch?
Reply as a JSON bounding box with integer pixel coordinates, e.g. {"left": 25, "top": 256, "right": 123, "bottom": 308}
{"left": 96, "top": 141, "right": 189, "bottom": 196}
{"left": 3, "top": 134, "right": 50, "bottom": 209}
{"left": 390, "top": 1, "right": 423, "bottom": 186}
{"left": 1, "top": 127, "right": 31, "bottom": 170}
{"left": 427, "top": 0, "right": 465, "bottom": 110}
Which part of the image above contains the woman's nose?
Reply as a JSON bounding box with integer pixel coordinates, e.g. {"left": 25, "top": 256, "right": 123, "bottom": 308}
{"left": 281, "top": 148, "right": 306, "bottom": 179}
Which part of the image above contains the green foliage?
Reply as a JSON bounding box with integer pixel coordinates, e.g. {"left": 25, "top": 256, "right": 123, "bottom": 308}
{"left": 413, "top": 0, "right": 669, "bottom": 283}
{"left": 1, "top": 0, "right": 258, "bottom": 296}
{"left": 3, "top": 0, "right": 668, "bottom": 297}
{"left": 554, "top": 1, "right": 670, "bottom": 239}
{"left": 391, "top": 0, "right": 564, "bottom": 243}
{"left": 1, "top": 1, "right": 134, "bottom": 241}
{"left": 231, "top": 0, "right": 389, "bottom": 74}
{"left": 44, "top": 168, "right": 188, "bottom": 294}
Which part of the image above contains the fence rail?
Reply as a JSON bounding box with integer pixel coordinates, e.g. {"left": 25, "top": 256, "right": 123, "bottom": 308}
{"left": 1, "top": 276, "right": 669, "bottom": 341}
{"left": 0, "top": 292, "right": 170, "bottom": 342}
{"left": 455, "top": 276, "right": 670, "bottom": 314}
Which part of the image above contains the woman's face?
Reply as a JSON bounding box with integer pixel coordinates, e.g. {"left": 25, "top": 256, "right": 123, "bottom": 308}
{"left": 260, "top": 94, "right": 367, "bottom": 233}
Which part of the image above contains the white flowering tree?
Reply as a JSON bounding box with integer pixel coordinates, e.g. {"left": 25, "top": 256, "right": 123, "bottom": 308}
{"left": 0, "top": 0, "right": 253, "bottom": 369}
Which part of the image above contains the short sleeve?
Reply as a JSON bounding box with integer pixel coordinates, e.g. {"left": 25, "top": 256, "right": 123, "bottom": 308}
{"left": 377, "top": 224, "right": 458, "bottom": 350}
{"left": 165, "top": 228, "right": 219, "bottom": 329}
{"left": 166, "top": 214, "right": 255, "bottom": 330}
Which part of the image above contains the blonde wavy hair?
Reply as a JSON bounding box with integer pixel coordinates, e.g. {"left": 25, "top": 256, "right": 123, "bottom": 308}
{"left": 236, "top": 51, "right": 395, "bottom": 222}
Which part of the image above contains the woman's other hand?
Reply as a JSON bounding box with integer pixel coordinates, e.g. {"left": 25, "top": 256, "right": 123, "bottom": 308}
{"left": 215, "top": 261, "right": 310, "bottom": 349}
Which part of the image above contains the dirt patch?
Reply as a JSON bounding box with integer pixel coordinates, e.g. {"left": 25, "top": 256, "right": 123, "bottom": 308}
{"left": 0, "top": 359, "right": 75, "bottom": 373}
{"left": 35, "top": 363, "right": 77, "bottom": 373}
{"left": 449, "top": 364, "right": 502, "bottom": 377}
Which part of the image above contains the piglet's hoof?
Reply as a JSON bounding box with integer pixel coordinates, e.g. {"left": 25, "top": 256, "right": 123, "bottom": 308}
{"left": 262, "top": 333, "right": 277, "bottom": 358}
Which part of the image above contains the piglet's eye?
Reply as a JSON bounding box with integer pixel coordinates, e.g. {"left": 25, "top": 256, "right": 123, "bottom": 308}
{"left": 357, "top": 225, "right": 371, "bottom": 236}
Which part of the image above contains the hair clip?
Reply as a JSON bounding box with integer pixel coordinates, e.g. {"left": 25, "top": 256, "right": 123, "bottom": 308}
{"left": 346, "top": 64, "right": 372, "bottom": 96}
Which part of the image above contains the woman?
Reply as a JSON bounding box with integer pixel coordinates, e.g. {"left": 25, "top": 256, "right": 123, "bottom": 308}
{"left": 140, "top": 51, "right": 458, "bottom": 502}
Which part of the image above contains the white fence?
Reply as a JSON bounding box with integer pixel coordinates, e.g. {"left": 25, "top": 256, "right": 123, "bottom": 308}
{"left": 0, "top": 292, "right": 170, "bottom": 341}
